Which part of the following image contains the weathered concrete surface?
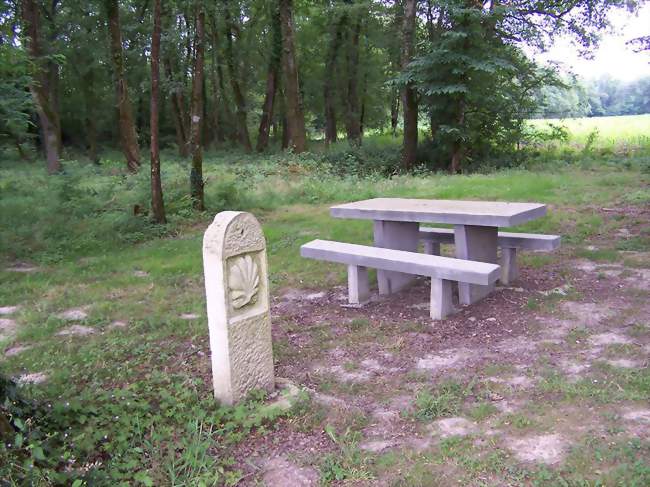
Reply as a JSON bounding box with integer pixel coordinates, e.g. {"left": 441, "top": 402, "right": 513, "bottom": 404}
{"left": 203, "top": 211, "right": 274, "bottom": 405}
{"left": 331, "top": 198, "right": 546, "bottom": 227}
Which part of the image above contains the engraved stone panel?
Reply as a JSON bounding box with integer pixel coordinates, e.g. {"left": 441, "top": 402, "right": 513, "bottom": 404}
{"left": 203, "top": 211, "right": 274, "bottom": 405}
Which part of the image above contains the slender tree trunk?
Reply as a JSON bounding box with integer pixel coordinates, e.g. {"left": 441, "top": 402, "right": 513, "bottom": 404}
{"left": 189, "top": 7, "right": 205, "bottom": 211}
{"left": 400, "top": 0, "right": 418, "bottom": 170}
{"left": 21, "top": 0, "right": 61, "bottom": 174}
{"left": 279, "top": 0, "right": 307, "bottom": 152}
{"left": 150, "top": 0, "right": 166, "bottom": 223}
{"left": 256, "top": 67, "right": 278, "bottom": 152}
{"left": 164, "top": 58, "right": 190, "bottom": 157}
{"left": 256, "top": 3, "right": 282, "bottom": 152}
{"left": 323, "top": 10, "right": 347, "bottom": 145}
{"left": 345, "top": 13, "right": 362, "bottom": 145}
{"left": 81, "top": 69, "right": 99, "bottom": 163}
{"left": 105, "top": 0, "right": 141, "bottom": 172}
{"left": 390, "top": 92, "right": 399, "bottom": 136}
{"left": 224, "top": 3, "right": 252, "bottom": 151}
{"left": 450, "top": 100, "right": 465, "bottom": 173}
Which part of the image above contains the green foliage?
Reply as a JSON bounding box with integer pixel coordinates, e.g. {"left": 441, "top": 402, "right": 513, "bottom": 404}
{"left": 0, "top": 43, "right": 34, "bottom": 148}
{"left": 413, "top": 380, "right": 468, "bottom": 421}
{"left": 0, "top": 373, "right": 285, "bottom": 484}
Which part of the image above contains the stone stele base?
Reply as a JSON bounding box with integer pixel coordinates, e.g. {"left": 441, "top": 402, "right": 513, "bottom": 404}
{"left": 203, "top": 211, "right": 275, "bottom": 405}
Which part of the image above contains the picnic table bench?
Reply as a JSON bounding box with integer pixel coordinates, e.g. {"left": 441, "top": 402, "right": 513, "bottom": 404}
{"left": 300, "top": 198, "right": 560, "bottom": 319}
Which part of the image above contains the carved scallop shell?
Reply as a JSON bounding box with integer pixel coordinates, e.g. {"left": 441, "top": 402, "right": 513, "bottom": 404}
{"left": 229, "top": 255, "right": 260, "bottom": 309}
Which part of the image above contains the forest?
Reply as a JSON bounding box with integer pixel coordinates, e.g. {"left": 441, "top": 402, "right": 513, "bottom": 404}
{"left": 2, "top": 1, "right": 647, "bottom": 186}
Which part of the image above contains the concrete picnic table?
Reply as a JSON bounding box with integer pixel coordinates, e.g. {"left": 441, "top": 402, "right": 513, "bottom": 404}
{"left": 330, "top": 198, "right": 547, "bottom": 305}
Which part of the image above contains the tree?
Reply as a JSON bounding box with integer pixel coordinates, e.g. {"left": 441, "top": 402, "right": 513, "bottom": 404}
{"left": 189, "top": 4, "right": 205, "bottom": 211}
{"left": 104, "top": 0, "right": 141, "bottom": 172}
{"left": 150, "top": 0, "right": 166, "bottom": 223}
{"left": 345, "top": 7, "right": 363, "bottom": 145}
{"left": 323, "top": 5, "right": 347, "bottom": 144}
{"left": 279, "top": 0, "right": 307, "bottom": 153}
{"left": 400, "top": 0, "right": 418, "bottom": 170}
{"left": 256, "top": 2, "right": 282, "bottom": 152}
{"left": 20, "top": 0, "right": 61, "bottom": 173}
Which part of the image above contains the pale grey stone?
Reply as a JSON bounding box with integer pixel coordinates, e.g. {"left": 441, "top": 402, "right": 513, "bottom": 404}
{"left": 419, "top": 227, "right": 560, "bottom": 251}
{"left": 0, "top": 318, "right": 17, "bottom": 341}
{"left": 17, "top": 372, "right": 48, "bottom": 385}
{"left": 0, "top": 305, "right": 20, "bottom": 316}
{"left": 180, "top": 313, "right": 200, "bottom": 320}
{"left": 56, "top": 325, "right": 95, "bottom": 336}
{"left": 203, "top": 211, "right": 274, "bottom": 405}
{"left": 507, "top": 434, "right": 567, "bottom": 464}
{"left": 331, "top": 198, "right": 546, "bottom": 227}
{"left": 455, "top": 224, "right": 498, "bottom": 304}
{"left": 433, "top": 417, "right": 477, "bottom": 438}
{"left": 57, "top": 308, "right": 88, "bottom": 321}
{"left": 373, "top": 220, "right": 420, "bottom": 294}
{"left": 4, "top": 345, "right": 31, "bottom": 357}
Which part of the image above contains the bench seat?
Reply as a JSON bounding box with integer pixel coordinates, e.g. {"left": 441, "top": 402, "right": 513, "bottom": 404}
{"left": 418, "top": 227, "right": 560, "bottom": 284}
{"left": 300, "top": 239, "right": 500, "bottom": 319}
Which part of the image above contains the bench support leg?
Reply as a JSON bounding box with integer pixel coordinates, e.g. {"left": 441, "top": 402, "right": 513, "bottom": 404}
{"left": 500, "top": 247, "right": 518, "bottom": 285}
{"left": 455, "top": 225, "right": 498, "bottom": 305}
{"left": 347, "top": 265, "right": 370, "bottom": 304}
{"left": 423, "top": 240, "right": 441, "bottom": 256}
{"left": 373, "top": 220, "right": 419, "bottom": 295}
{"left": 430, "top": 278, "right": 454, "bottom": 320}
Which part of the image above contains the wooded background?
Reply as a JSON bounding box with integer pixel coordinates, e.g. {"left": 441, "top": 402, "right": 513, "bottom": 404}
{"left": 1, "top": 1, "right": 646, "bottom": 187}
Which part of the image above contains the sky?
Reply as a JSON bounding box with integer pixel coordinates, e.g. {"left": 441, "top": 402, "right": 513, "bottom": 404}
{"left": 536, "top": 4, "right": 650, "bottom": 82}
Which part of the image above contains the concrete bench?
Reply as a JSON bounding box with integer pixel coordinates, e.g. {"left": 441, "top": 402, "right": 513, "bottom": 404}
{"left": 300, "top": 239, "right": 500, "bottom": 319}
{"left": 418, "top": 227, "right": 560, "bottom": 285}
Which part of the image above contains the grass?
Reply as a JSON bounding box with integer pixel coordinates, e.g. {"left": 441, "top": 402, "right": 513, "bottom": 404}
{"left": 1, "top": 123, "right": 650, "bottom": 484}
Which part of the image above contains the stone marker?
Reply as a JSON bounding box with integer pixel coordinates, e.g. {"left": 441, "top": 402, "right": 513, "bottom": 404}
{"left": 203, "top": 211, "right": 274, "bottom": 405}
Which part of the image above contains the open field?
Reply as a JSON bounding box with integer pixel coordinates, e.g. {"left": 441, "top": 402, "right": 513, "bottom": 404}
{"left": 529, "top": 114, "right": 650, "bottom": 150}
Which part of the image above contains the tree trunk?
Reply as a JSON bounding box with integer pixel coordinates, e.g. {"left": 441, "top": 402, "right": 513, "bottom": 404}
{"left": 20, "top": 0, "right": 61, "bottom": 174}
{"left": 105, "top": 0, "right": 141, "bottom": 172}
{"left": 224, "top": 3, "right": 252, "bottom": 152}
{"left": 400, "top": 0, "right": 418, "bottom": 170}
{"left": 323, "top": 10, "right": 347, "bottom": 145}
{"left": 449, "top": 100, "right": 465, "bottom": 174}
{"left": 81, "top": 67, "right": 99, "bottom": 164}
{"left": 189, "top": 7, "right": 205, "bottom": 211}
{"left": 150, "top": 0, "right": 166, "bottom": 223}
{"left": 345, "top": 13, "right": 362, "bottom": 145}
{"left": 390, "top": 92, "right": 399, "bottom": 136}
{"left": 256, "top": 66, "right": 278, "bottom": 152}
{"left": 164, "top": 58, "right": 190, "bottom": 157}
{"left": 279, "top": 0, "right": 307, "bottom": 153}
{"left": 256, "top": 3, "right": 282, "bottom": 152}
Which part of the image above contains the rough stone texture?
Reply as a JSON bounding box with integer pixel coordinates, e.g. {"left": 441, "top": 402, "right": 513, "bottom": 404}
{"left": 56, "top": 325, "right": 96, "bottom": 336}
{"left": 17, "top": 372, "right": 48, "bottom": 385}
{"left": 180, "top": 313, "right": 200, "bottom": 320}
{"left": 57, "top": 308, "right": 89, "bottom": 321}
{"left": 359, "top": 439, "right": 397, "bottom": 452}
{"left": 203, "top": 211, "right": 274, "bottom": 405}
{"left": 4, "top": 345, "right": 31, "bottom": 357}
{"left": 507, "top": 434, "right": 566, "bottom": 464}
{"left": 0, "top": 305, "right": 20, "bottom": 315}
{"left": 262, "top": 457, "right": 319, "bottom": 487}
{"left": 0, "top": 318, "right": 17, "bottom": 341}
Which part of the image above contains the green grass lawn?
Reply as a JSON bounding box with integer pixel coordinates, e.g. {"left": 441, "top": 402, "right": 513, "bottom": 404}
{"left": 1, "top": 147, "right": 649, "bottom": 484}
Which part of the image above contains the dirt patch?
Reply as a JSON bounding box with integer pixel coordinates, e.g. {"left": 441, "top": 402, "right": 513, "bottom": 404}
{"left": 589, "top": 332, "right": 632, "bottom": 346}
{"left": 488, "top": 375, "right": 535, "bottom": 389}
{"left": 432, "top": 417, "right": 478, "bottom": 438}
{"left": 506, "top": 434, "right": 567, "bottom": 465}
{"left": 57, "top": 307, "right": 89, "bottom": 321}
{"left": 561, "top": 302, "right": 613, "bottom": 328}
{"left": 605, "top": 358, "right": 640, "bottom": 368}
{"left": 56, "top": 325, "right": 96, "bottom": 337}
{"left": 416, "top": 347, "right": 473, "bottom": 372}
{"left": 359, "top": 438, "right": 398, "bottom": 453}
{"left": 133, "top": 270, "right": 150, "bottom": 277}
{"left": 109, "top": 320, "right": 128, "bottom": 329}
{"left": 261, "top": 457, "right": 319, "bottom": 487}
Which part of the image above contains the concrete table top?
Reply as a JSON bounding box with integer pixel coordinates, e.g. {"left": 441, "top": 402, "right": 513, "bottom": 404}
{"left": 331, "top": 198, "right": 547, "bottom": 227}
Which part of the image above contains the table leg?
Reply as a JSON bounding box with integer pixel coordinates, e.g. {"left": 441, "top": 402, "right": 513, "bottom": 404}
{"left": 373, "top": 220, "right": 420, "bottom": 294}
{"left": 454, "top": 224, "right": 498, "bottom": 305}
